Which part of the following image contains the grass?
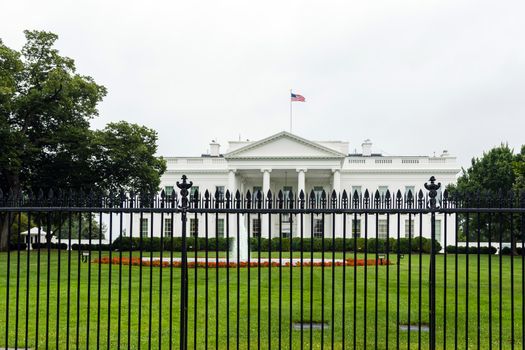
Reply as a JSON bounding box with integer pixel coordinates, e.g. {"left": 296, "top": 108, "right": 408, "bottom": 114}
{"left": 0, "top": 250, "right": 524, "bottom": 349}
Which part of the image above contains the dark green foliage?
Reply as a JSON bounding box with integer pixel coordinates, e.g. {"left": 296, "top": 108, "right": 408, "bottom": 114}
{"left": 8, "top": 242, "right": 27, "bottom": 250}
{"left": 111, "top": 236, "right": 232, "bottom": 252}
{"left": 445, "top": 245, "right": 497, "bottom": 254}
{"left": 0, "top": 30, "right": 166, "bottom": 250}
{"left": 32, "top": 242, "right": 68, "bottom": 250}
{"left": 501, "top": 246, "right": 525, "bottom": 255}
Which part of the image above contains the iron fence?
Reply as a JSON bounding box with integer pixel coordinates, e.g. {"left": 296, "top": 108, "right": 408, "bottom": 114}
{"left": 0, "top": 175, "right": 525, "bottom": 349}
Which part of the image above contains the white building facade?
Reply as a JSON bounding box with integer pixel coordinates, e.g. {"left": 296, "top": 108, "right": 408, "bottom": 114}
{"left": 136, "top": 132, "right": 460, "bottom": 248}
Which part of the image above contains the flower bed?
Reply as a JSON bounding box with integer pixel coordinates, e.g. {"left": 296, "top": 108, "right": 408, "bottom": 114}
{"left": 92, "top": 257, "right": 392, "bottom": 268}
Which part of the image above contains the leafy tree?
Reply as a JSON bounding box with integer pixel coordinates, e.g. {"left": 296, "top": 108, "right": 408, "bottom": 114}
{"left": 53, "top": 213, "right": 107, "bottom": 240}
{"left": 92, "top": 121, "right": 166, "bottom": 195}
{"left": 448, "top": 144, "right": 524, "bottom": 254}
{"left": 0, "top": 30, "right": 166, "bottom": 251}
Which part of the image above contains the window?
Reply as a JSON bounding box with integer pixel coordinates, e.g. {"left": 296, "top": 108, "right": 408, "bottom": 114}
{"left": 378, "top": 186, "right": 388, "bottom": 198}
{"left": 252, "top": 218, "right": 261, "bottom": 237}
{"left": 190, "top": 186, "right": 199, "bottom": 201}
{"left": 405, "top": 186, "right": 415, "bottom": 197}
{"left": 164, "top": 218, "right": 172, "bottom": 237}
{"left": 140, "top": 218, "right": 149, "bottom": 237}
{"left": 434, "top": 219, "right": 441, "bottom": 242}
{"left": 217, "top": 218, "right": 225, "bottom": 237}
{"left": 190, "top": 218, "right": 199, "bottom": 237}
{"left": 283, "top": 186, "right": 293, "bottom": 201}
{"left": 405, "top": 218, "right": 414, "bottom": 238}
{"left": 164, "top": 186, "right": 174, "bottom": 197}
{"left": 313, "top": 218, "right": 324, "bottom": 238}
{"left": 215, "top": 186, "right": 225, "bottom": 201}
{"left": 313, "top": 186, "right": 324, "bottom": 201}
{"left": 282, "top": 214, "right": 291, "bottom": 237}
{"left": 253, "top": 186, "right": 262, "bottom": 197}
{"left": 352, "top": 219, "right": 361, "bottom": 238}
{"left": 377, "top": 219, "right": 388, "bottom": 239}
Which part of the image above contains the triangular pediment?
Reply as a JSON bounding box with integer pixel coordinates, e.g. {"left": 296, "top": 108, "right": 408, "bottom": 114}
{"left": 225, "top": 132, "right": 346, "bottom": 159}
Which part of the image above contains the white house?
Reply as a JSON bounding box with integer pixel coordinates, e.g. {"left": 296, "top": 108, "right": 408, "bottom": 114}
{"left": 134, "top": 131, "right": 460, "bottom": 248}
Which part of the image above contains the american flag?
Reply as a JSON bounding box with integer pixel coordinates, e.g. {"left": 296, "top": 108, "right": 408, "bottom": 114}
{"left": 291, "top": 92, "right": 305, "bottom": 102}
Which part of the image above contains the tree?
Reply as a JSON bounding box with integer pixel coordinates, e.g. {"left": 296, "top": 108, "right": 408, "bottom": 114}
{"left": 0, "top": 30, "right": 166, "bottom": 250}
{"left": 447, "top": 144, "right": 523, "bottom": 254}
{"left": 92, "top": 121, "right": 166, "bottom": 195}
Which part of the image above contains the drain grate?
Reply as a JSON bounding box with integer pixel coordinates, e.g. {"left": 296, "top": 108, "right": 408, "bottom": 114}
{"left": 292, "top": 321, "right": 330, "bottom": 330}
{"left": 399, "top": 323, "right": 430, "bottom": 332}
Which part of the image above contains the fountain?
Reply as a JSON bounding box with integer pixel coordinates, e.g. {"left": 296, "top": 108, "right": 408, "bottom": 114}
{"left": 230, "top": 214, "right": 249, "bottom": 262}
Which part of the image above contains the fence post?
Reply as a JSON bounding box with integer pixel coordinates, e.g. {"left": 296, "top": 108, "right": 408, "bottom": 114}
{"left": 177, "top": 175, "right": 193, "bottom": 350}
{"left": 425, "top": 176, "right": 441, "bottom": 350}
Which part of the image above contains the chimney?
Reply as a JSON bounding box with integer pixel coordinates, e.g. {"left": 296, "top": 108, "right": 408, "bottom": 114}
{"left": 362, "top": 139, "right": 372, "bottom": 156}
{"left": 209, "top": 140, "right": 220, "bottom": 157}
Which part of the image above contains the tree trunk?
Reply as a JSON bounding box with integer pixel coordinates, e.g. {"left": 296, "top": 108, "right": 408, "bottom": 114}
{"left": 0, "top": 172, "right": 20, "bottom": 251}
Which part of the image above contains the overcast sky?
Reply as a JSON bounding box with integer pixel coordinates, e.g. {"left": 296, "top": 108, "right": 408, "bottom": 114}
{"left": 2, "top": 0, "right": 524, "bottom": 167}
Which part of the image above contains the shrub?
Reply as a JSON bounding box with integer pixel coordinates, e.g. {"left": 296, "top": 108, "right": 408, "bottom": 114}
{"left": 32, "top": 242, "right": 68, "bottom": 250}
{"left": 9, "top": 242, "right": 28, "bottom": 250}
{"left": 445, "top": 246, "right": 497, "bottom": 254}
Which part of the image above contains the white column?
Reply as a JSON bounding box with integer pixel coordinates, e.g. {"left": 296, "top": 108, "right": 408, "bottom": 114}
{"left": 332, "top": 169, "right": 342, "bottom": 236}
{"left": 261, "top": 169, "right": 271, "bottom": 237}
{"left": 228, "top": 169, "right": 237, "bottom": 194}
{"left": 297, "top": 169, "right": 307, "bottom": 236}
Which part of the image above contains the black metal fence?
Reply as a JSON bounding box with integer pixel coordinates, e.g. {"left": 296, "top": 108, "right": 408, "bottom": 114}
{"left": 1, "top": 175, "right": 524, "bottom": 349}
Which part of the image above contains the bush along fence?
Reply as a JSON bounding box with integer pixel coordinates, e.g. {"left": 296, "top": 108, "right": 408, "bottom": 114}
{"left": 1, "top": 175, "right": 525, "bottom": 350}
{"left": 53, "top": 236, "right": 441, "bottom": 254}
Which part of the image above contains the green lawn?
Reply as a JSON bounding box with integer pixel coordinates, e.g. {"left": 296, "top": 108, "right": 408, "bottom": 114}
{"left": 0, "top": 250, "right": 523, "bottom": 349}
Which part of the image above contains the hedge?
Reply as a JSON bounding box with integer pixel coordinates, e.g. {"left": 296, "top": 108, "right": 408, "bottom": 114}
{"left": 250, "top": 237, "right": 441, "bottom": 254}
{"left": 71, "top": 243, "right": 112, "bottom": 251}
{"left": 501, "top": 246, "right": 525, "bottom": 255}
{"left": 111, "top": 236, "right": 232, "bottom": 252}
{"left": 9, "top": 242, "right": 28, "bottom": 251}
{"left": 445, "top": 246, "right": 497, "bottom": 254}
{"left": 32, "top": 242, "right": 68, "bottom": 250}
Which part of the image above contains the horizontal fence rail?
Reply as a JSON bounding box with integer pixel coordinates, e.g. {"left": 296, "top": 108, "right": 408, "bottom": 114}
{"left": 0, "top": 176, "right": 525, "bottom": 349}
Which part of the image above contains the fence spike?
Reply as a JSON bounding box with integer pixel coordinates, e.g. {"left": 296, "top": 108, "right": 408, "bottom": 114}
{"left": 374, "top": 190, "right": 381, "bottom": 208}
{"left": 329, "top": 190, "right": 336, "bottom": 208}
{"left": 204, "top": 189, "right": 210, "bottom": 208}
{"left": 246, "top": 190, "right": 252, "bottom": 209}
{"left": 309, "top": 189, "right": 316, "bottom": 208}
{"left": 385, "top": 189, "right": 391, "bottom": 208}
{"left": 341, "top": 190, "right": 348, "bottom": 209}
{"left": 266, "top": 190, "right": 272, "bottom": 209}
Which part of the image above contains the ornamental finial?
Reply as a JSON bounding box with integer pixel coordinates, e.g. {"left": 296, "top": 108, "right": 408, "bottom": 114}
{"left": 424, "top": 176, "right": 441, "bottom": 208}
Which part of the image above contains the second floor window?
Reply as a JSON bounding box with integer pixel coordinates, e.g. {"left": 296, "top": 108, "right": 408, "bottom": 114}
{"left": 215, "top": 186, "right": 225, "bottom": 201}
{"left": 190, "top": 186, "right": 199, "bottom": 201}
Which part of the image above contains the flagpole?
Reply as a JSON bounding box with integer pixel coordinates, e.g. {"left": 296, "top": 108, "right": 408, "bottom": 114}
{"left": 289, "top": 89, "right": 292, "bottom": 133}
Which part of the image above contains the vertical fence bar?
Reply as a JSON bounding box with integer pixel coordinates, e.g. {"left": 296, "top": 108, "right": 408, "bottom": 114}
{"left": 27, "top": 211, "right": 32, "bottom": 349}
{"left": 177, "top": 175, "right": 192, "bottom": 350}
{"left": 300, "top": 191, "right": 305, "bottom": 350}
{"left": 425, "top": 176, "right": 440, "bottom": 350}
{"left": 97, "top": 211, "right": 103, "bottom": 350}
{"left": 137, "top": 210, "right": 143, "bottom": 350}
{"left": 15, "top": 213, "right": 21, "bottom": 350}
